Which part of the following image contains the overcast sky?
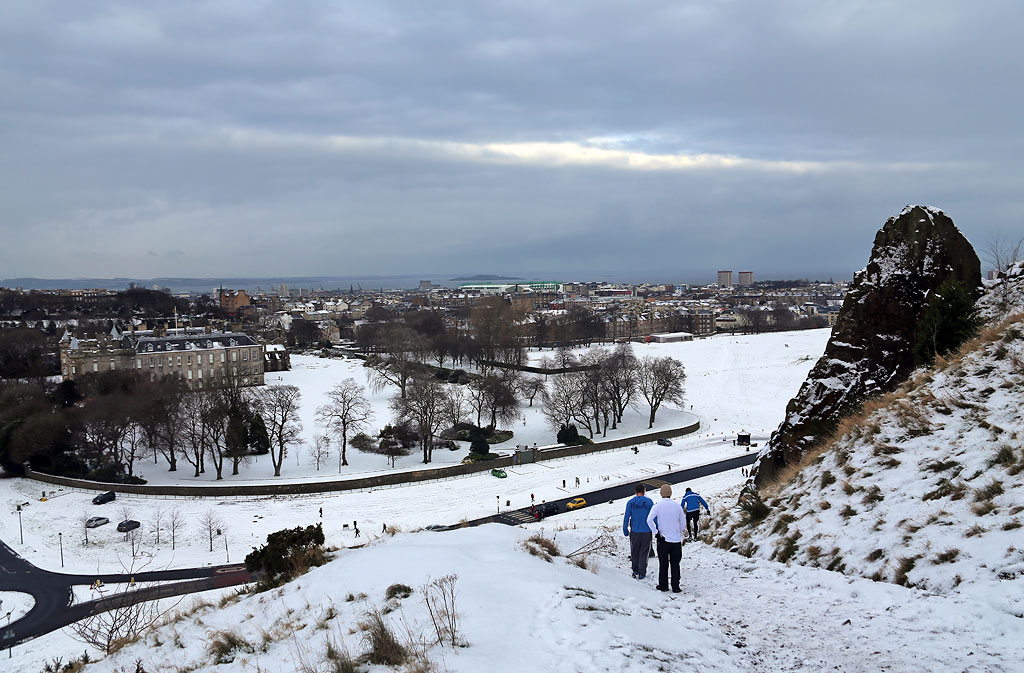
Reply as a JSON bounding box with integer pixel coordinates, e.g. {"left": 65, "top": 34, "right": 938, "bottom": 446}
{"left": 1, "top": 1, "right": 1020, "bottom": 284}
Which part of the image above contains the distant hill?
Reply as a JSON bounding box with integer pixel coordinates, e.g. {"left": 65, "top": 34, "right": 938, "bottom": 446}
{"left": 449, "top": 274, "right": 523, "bottom": 282}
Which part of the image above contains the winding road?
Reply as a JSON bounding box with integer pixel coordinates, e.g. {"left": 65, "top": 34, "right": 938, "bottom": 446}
{"left": 0, "top": 451, "right": 756, "bottom": 647}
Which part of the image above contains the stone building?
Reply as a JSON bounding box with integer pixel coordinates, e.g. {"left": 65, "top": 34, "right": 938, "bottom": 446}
{"left": 60, "top": 326, "right": 265, "bottom": 387}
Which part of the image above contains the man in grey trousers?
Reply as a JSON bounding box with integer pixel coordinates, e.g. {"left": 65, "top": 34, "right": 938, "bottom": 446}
{"left": 622, "top": 484, "right": 654, "bottom": 579}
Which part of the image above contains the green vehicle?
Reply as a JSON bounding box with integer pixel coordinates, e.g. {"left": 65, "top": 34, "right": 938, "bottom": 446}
{"left": 490, "top": 468, "right": 507, "bottom": 478}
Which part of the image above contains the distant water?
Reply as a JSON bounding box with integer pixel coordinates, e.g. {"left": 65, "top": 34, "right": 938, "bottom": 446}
{"left": 2, "top": 274, "right": 555, "bottom": 294}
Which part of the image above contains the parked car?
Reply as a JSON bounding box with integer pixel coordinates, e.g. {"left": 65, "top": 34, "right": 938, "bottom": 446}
{"left": 656, "top": 438, "right": 673, "bottom": 447}
{"left": 85, "top": 516, "right": 109, "bottom": 528}
{"left": 92, "top": 491, "right": 116, "bottom": 505}
{"left": 116, "top": 519, "right": 141, "bottom": 533}
{"left": 490, "top": 468, "right": 507, "bottom": 478}
{"left": 539, "top": 502, "right": 559, "bottom": 516}
{"left": 566, "top": 497, "right": 587, "bottom": 511}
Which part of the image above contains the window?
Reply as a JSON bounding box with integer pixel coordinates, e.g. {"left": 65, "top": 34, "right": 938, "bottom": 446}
{"left": 209, "top": 353, "right": 214, "bottom": 364}
{"left": 150, "top": 357, "right": 155, "bottom": 368}
{"left": 242, "top": 351, "right": 248, "bottom": 361}
{"left": 71, "top": 366, "right": 76, "bottom": 375}
{"left": 220, "top": 352, "right": 225, "bottom": 363}
{"left": 110, "top": 360, "right": 115, "bottom": 371}
{"left": 187, "top": 355, "right": 192, "bottom": 365}
{"left": 136, "top": 358, "right": 142, "bottom": 369}
{"left": 93, "top": 362, "right": 98, "bottom": 372}
{"left": 187, "top": 370, "right": 193, "bottom": 380}
{"left": 232, "top": 351, "right": 237, "bottom": 362}
{"left": 176, "top": 356, "right": 181, "bottom": 366}
{"left": 198, "top": 368, "right": 203, "bottom": 379}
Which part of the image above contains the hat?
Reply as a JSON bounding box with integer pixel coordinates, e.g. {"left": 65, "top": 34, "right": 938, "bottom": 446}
{"left": 660, "top": 484, "right": 672, "bottom": 498}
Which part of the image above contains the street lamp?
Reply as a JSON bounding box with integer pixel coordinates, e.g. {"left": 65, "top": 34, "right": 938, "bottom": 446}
{"left": 58, "top": 531, "right": 64, "bottom": 567}
{"left": 15, "top": 505, "right": 23, "bottom": 544}
{"left": 496, "top": 495, "right": 500, "bottom": 514}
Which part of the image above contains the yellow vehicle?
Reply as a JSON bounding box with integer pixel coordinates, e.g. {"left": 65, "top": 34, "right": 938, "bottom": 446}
{"left": 566, "top": 497, "right": 587, "bottom": 511}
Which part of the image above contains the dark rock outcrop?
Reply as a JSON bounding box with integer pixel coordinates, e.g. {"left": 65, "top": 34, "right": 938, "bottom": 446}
{"left": 752, "top": 205, "right": 981, "bottom": 486}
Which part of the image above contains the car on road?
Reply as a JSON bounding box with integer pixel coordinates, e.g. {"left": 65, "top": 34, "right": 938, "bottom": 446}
{"left": 116, "top": 519, "right": 141, "bottom": 533}
{"left": 656, "top": 438, "right": 673, "bottom": 447}
{"left": 566, "top": 497, "right": 587, "bottom": 511}
{"left": 490, "top": 468, "right": 507, "bottom": 478}
{"left": 424, "top": 524, "right": 447, "bottom": 532}
{"left": 92, "top": 491, "right": 116, "bottom": 505}
{"left": 85, "top": 517, "right": 109, "bottom": 528}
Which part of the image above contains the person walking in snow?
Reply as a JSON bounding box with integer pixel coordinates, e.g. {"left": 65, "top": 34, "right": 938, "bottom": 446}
{"left": 623, "top": 484, "right": 654, "bottom": 580}
{"left": 682, "top": 487, "right": 710, "bottom": 541}
{"left": 647, "top": 484, "right": 685, "bottom": 593}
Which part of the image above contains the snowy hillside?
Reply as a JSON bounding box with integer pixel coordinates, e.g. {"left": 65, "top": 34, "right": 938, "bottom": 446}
{"left": 63, "top": 495, "right": 1024, "bottom": 673}
{"left": 711, "top": 275, "right": 1024, "bottom": 611}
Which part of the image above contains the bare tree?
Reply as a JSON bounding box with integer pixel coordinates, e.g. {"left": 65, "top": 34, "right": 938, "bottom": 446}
{"left": 255, "top": 384, "right": 304, "bottom": 477}
{"left": 309, "top": 435, "right": 330, "bottom": 471}
{"left": 637, "top": 355, "right": 686, "bottom": 428}
{"left": 168, "top": 508, "right": 186, "bottom": 550}
{"left": 316, "top": 378, "right": 373, "bottom": 469}
{"left": 152, "top": 506, "right": 165, "bottom": 546}
{"left": 985, "top": 233, "right": 1024, "bottom": 308}
{"left": 364, "top": 326, "right": 426, "bottom": 398}
{"left": 118, "top": 504, "right": 133, "bottom": 532}
{"left": 80, "top": 513, "right": 92, "bottom": 546}
{"left": 519, "top": 376, "right": 546, "bottom": 407}
{"left": 602, "top": 343, "right": 638, "bottom": 427}
{"left": 69, "top": 558, "right": 172, "bottom": 655}
{"left": 391, "top": 375, "right": 447, "bottom": 464}
{"left": 443, "top": 384, "right": 469, "bottom": 430}
{"left": 199, "top": 509, "right": 224, "bottom": 553}
{"left": 541, "top": 373, "right": 581, "bottom": 433}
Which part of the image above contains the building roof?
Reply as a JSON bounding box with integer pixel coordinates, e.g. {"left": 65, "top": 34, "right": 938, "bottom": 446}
{"left": 134, "top": 332, "right": 259, "bottom": 353}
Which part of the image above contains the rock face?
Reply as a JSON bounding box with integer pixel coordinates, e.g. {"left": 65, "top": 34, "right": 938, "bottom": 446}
{"left": 752, "top": 205, "right": 981, "bottom": 486}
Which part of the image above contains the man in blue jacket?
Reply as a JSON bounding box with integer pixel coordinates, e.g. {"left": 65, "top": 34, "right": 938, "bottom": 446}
{"left": 622, "top": 484, "right": 654, "bottom": 579}
{"left": 682, "top": 487, "right": 710, "bottom": 541}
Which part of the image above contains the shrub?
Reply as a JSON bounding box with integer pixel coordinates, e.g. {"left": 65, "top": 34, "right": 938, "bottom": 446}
{"left": 349, "top": 433, "right": 376, "bottom": 452}
{"left": 913, "top": 278, "right": 982, "bottom": 366}
{"left": 989, "top": 445, "right": 1016, "bottom": 468}
{"left": 920, "top": 459, "right": 962, "bottom": 474}
{"left": 923, "top": 479, "right": 967, "bottom": 501}
{"left": 933, "top": 548, "right": 960, "bottom": 564}
{"left": 893, "top": 555, "right": 920, "bottom": 586}
{"left": 556, "top": 424, "right": 580, "bottom": 445}
{"left": 839, "top": 504, "right": 857, "bottom": 518}
{"left": 522, "top": 533, "right": 561, "bottom": 561}
{"left": 207, "top": 630, "right": 256, "bottom": 664}
{"left": 1002, "top": 519, "right": 1022, "bottom": 531}
{"left": 970, "top": 500, "right": 997, "bottom": 516}
{"left": 359, "top": 610, "right": 406, "bottom": 666}
{"left": 861, "top": 485, "right": 884, "bottom": 506}
{"left": 384, "top": 583, "right": 413, "bottom": 601}
{"left": 974, "top": 479, "right": 1005, "bottom": 502}
{"left": 965, "top": 523, "right": 986, "bottom": 537}
{"left": 865, "top": 548, "right": 886, "bottom": 562}
{"left": 736, "top": 488, "right": 771, "bottom": 525}
{"left": 820, "top": 471, "right": 836, "bottom": 488}
{"left": 245, "top": 523, "right": 326, "bottom": 589}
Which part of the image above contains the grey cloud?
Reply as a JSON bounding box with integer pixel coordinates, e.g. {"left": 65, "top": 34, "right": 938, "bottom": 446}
{"left": 0, "top": 1, "right": 1021, "bottom": 280}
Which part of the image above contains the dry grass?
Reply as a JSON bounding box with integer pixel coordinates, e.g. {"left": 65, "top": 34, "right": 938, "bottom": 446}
{"left": 865, "top": 548, "right": 886, "bottom": 562}
{"left": 893, "top": 555, "right": 921, "bottom": 586}
{"left": 974, "top": 479, "right": 1005, "bottom": 502}
{"left": 358, "top": 609, "right": 407, "bottom": 666}
{"left": 965, "top": 523, "right": 987, "bottom": 537}
{"left": 933, "top": 548, "right": 961, "bottom": 564}
{"left": 522, "top": 533, "right": 561, "bottom": 562}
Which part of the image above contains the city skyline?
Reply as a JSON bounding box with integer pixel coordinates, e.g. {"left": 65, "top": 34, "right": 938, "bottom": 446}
{"left": 1, "top": 2, "right": 1020, "bottom": 279}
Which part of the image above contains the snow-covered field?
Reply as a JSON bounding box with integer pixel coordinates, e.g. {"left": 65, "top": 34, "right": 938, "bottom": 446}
{"left": 17, "top": 467, "right": 1020, "bottom": 673}
{"left": 0, "top": 328, "right": 835, "bottom": 670}
{"left": 133, "top": 328, "right": 829, "bottom": 485}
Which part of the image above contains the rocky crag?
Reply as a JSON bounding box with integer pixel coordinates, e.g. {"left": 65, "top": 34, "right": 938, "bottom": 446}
{"left": 752, "top": 205, "right": 981, "bottom": 485}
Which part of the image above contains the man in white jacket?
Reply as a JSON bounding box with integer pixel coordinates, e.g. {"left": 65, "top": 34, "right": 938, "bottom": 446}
{"left": 646, "top": 484, "right": 685, "bottom": 593}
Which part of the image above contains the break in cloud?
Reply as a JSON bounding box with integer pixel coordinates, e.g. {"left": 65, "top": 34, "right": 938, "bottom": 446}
{"left": 0, "top": 1, "right": 1021, "bottom": 283}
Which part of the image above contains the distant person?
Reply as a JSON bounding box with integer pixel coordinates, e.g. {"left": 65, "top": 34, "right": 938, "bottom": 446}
{"left": 682, "top": 487, "right": 710, "bottom": 541}
{"left": 622, "top": 484, "right": 654, "bottom": 580}
{"left": 647, "top": 485, "right": 685, "bottom": 593}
